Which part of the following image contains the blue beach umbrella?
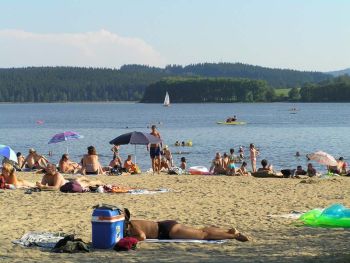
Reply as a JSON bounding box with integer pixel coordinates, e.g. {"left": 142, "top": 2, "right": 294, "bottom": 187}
{"left": 0, "top": 144, "right": 17, "bottom": 163}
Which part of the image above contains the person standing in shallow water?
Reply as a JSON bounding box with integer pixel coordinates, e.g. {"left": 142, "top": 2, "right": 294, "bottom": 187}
{"left": 249, "top": 143, "right": 259, "bottom": 173}
{"left": 147, "top": 125, "right": 162, "bottom": 174}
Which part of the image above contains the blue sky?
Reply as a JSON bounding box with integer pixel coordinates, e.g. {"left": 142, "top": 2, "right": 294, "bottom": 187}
{"left": 0, "top": 0, "right": 349, "bottom": 71}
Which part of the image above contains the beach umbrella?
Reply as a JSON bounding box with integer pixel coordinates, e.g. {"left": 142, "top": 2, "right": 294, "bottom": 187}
{"left": 307, "top": 151, "right": 338, "bottom": 166}
{"left": 48, "top": 131, "right": 83, "bottom": 153}
{"left": 0, "top": 144, "right": 17, "bottom": 163}
{"left": 109, "top": 131, "right": 162, "bottom": 164}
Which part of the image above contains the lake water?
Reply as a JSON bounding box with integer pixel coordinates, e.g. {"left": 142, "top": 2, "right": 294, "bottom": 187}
{"left": 0, "top": 102, "right": 349, "bottom": 172}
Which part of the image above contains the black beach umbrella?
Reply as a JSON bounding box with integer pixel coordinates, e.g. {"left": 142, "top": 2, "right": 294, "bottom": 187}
{"left": 109, "top": 131, "right": 162, "bottom": 164}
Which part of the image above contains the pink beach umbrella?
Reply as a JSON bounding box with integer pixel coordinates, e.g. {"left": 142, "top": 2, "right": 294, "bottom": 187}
{"left": 307, "top": 151, "right": 338, "bottom": 166}
{"left": 48, "top": 131, "right": 83, "bottom": 153}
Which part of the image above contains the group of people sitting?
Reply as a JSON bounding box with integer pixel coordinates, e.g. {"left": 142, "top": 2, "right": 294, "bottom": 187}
{"left": 9, "top": 146, "right": 142, "bottom": 176}
{"left": 209, "top": 149, "right": 249, "bottom": 176}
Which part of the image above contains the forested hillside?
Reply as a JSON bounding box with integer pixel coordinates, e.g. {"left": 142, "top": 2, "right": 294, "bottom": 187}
{"left": 300, "top": 75, "right": 350, "bottom": 102}
{"left": 142, "top": 77, "right": 276, "bottom": 103}
{"left": 0, "top": 63, "right": 331, "bottom": 102}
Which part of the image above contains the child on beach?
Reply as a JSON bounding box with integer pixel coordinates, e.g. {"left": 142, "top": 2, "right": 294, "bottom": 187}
{"left": 307, "top": 163, "right": 316, "bottom": 177}
{"left": 237, "top": 162, "right": 250, "bottom": 176}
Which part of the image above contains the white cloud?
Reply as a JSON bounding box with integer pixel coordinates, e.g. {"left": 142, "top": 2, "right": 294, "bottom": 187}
{"left": 0, "top": 29, "right": 165, "bottom": 68}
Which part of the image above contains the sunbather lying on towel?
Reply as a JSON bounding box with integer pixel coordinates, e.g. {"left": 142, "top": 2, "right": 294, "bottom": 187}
{"left": 127, "top": 219, "right": 249, "bottom": 242}
{"left": 36, "top": 163, "right": 103, "bottom": 190}
{"left": 1, "top": 163, "right": 35, "bottom": 188}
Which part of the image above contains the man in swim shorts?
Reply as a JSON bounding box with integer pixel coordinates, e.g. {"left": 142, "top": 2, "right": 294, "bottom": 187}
{"left": 148, "top": 125, "right": 162, "bottom": 174}
{"left": 127, "top": 219, "right": 249, "bottom": 241}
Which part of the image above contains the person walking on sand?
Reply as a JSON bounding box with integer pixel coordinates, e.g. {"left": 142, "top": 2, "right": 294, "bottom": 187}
{"left": 147, "top": 125, "right": 162, "bottom": 174}
{"left": 249, "top": 143, "right": 259, "bottom": 173}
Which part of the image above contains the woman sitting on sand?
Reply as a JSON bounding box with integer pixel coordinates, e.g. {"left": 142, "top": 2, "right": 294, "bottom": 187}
{"left": 209, "top": 153, "right": 226, "bottom": 175}
{"left": 258, "top": 159, "right": 274, "bottom": 172}
{"left": 306, "top": 163, "right": 316, "bottom": 177}
{"left": 36, "top": 163, "right": 104, "bottom": 191}
{"left": 59, "top": 154, "right": 81, "bottom": 174}
{"left": 2, "top": 163, "right": 35, "bottom": 188}
{"left": 127, "top": 217, "right": 249, "bottom": 242}
{"left": 236, "top": 162, "right": 250, "bottom": 176}
{"left": 81, "top": 146, "right": 105, "bottom": 175}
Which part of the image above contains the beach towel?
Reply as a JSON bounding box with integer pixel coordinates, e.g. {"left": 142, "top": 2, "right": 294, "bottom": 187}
{"left": 144, "top": 239, "right": 227, "bottom": 244}
{"left": 128, "top": 188, "right": 169, "bottom": 195}
{"left": 267, "top": 211, "right": 304, "bottom": 219}
{"left": 13, "top": 232, "right": 66, "bottom": 248}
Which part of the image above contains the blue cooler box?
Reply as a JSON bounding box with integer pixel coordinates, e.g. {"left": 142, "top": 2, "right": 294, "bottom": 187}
{"left": 92, "top": 206, "right": 125, "bottom": 249}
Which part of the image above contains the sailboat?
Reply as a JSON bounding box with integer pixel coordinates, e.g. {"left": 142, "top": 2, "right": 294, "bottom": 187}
{"left": 163, "top": 91, "right": 170, "bottom": 107}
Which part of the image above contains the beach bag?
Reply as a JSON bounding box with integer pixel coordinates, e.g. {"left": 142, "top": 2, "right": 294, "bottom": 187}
{"left": 0, "top": 175, "right": 5, "bottom": 189}
{"left": 60, "top": 181, "right": 83, "bottom": 193}
{"left": 113, "top": 237, "right": 138, "bottom": 251}
{"left": 168, "top": 167, "right": 183, "bottom": 175}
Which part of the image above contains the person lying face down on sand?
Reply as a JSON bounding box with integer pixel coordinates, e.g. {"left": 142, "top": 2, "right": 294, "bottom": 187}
{"left": 21, "top": 148, "right": 49, "bottom": 170}
{"left": 36, "top": 163, "right": 104, "bottom": 191}
{"left": 1, "top": 163, "right": 35, "bottom": 188}
{"left": 127, "top": 219, "right": 249, "bottom": 242}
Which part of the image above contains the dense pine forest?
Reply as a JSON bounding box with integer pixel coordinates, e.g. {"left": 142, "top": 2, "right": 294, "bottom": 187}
{"left": 0, "top": 63, "right": 332, "bottom": 102}
{"left": 299, "top": 75, "right": 350, "bottom": 102}
{"left": 142, "top": 78, "right": 276, "bottom": 103}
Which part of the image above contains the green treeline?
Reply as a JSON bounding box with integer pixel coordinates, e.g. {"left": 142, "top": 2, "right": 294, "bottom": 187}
{"left": 299, "top": 75, "right": 350, "bottom": 102}
{"left": 142, "top": 78, "right": 277, "bottom": 103}
{"left": 0, "top": 63, "right": 331, "bottom": 102}
{"left": 0, "top": 66, "right": 167, "bottom": 102}
{"left": 142, "top": 75, "right": 350, "bottom": 103}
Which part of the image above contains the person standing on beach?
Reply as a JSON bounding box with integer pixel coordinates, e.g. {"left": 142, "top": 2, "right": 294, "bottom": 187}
{"left": 148, "top": 125, "right": 162, "bottom": 174}
{"left": 249, "top": 144, "right": 259, "bottom": 173}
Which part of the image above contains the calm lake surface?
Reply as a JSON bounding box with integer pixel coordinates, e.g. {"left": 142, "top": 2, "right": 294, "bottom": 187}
{"left": 0, "top": 102, "right": 349, "bottom": 172}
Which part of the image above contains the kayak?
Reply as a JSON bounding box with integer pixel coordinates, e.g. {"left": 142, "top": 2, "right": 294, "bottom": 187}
{"left": 217, "top": 121, "right": 246, "bottom": 125}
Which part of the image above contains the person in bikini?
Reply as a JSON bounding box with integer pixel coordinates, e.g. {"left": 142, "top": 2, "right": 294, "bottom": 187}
{"left": 209, "top": 152, "right": 226, "bottom": 175}
{"left": 59, "top": 154, "right": 81, "bottom": 174}
{"left": 249, "top": 143, "right": 259, "bottom": 173}
{"left": 1, "top": 163, "right": 35, "bottom": 188}
{"left": 127, "top": 219, "right": 249, "bottom": 242}
{"left": 81, "top": 146, "right": 105, "bottom": 175}
{"left": 21, "top": 148, "right": 49, "bottom": 170}
{"left": 36, "top": 163, "right": 104, "bottom": 191}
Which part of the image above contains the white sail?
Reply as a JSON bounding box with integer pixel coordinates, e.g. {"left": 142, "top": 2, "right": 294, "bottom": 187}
{"left": 163, "top": 92, "right": 170, "bottom": 106}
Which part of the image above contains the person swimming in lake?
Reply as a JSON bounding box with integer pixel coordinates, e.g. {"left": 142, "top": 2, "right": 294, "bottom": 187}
{"left": 81, "top": 146, "right": 105, "bottom": 175}
{"left": 127, "top": 218, "right": 249, "bottom": 242}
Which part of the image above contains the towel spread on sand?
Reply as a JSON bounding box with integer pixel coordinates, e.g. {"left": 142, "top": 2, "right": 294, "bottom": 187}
{"left": 144, "top": 239, "right": 227, "bottom": 244}
{"left": 267, "top": 211, "right": 304, "bottom": 219}
{"left": 13, "top": 232, "right": 66, "bottom": 248}
{"left": 128, "top": 188, "right": 169, "bottom": 195}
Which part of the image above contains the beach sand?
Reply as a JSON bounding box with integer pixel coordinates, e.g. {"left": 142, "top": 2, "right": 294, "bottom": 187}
{"left": 1, "top": 172, "right": 350, "bottom": 262}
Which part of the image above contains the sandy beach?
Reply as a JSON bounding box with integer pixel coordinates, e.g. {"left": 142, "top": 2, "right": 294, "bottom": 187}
{"left": 1, "top": 172, "right": 350, "bottom": 262}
